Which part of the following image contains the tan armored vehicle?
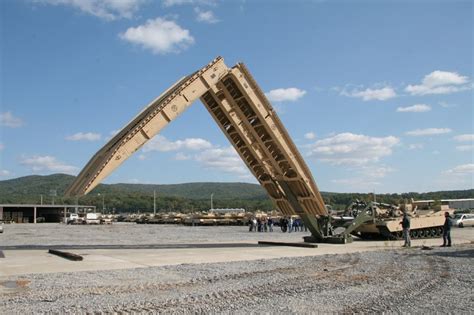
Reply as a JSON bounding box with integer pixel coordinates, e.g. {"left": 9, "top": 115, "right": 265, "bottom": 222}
{"left": 343, "top": 201, "right": 453, "bottom": 240}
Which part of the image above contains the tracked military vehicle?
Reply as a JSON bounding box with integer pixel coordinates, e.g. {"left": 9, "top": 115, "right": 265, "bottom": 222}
{"left": 341, "top": 201, "right": 453, "bottom": 240}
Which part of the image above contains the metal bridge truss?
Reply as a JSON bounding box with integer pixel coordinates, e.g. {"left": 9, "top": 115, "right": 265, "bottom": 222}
{"left": 66, "top": 57, "right": 346, "bottom": 242}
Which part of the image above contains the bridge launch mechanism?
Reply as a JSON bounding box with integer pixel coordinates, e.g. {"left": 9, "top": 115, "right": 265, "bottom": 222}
{"left": 66, "top": 57, "right": 373, "bottom": 243}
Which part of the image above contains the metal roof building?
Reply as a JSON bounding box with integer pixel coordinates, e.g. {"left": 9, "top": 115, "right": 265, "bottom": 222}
{"left": 0, "top": 204, "right": 96, "bottom": 223}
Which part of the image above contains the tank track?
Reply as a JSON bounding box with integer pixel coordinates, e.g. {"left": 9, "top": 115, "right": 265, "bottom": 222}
{"left": 354, "top": 226, "right": 445, "bottom": 240}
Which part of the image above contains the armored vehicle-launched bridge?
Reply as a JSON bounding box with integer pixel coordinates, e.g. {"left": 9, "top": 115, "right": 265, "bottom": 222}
{"left": 65, "top": 57, "right": 419, "bottom": 243}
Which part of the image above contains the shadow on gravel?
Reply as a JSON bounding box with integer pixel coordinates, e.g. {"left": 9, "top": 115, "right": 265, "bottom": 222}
{"left": 0, "top": 243, "right": 260, "bottom": 250}
{"left": 427, "top": 249, "right": 474, "bottom": 259}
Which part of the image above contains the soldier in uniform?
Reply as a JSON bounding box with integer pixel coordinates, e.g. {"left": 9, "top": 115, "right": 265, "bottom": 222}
{"left": 400, "top": 211, "right": 411, "bottom": 247}
{"left": 441, "top": 212, "right": 452, "bottom": 247}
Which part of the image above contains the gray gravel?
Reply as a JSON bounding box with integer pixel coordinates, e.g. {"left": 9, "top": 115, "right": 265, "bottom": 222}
{"left": 0, "top": 223, "right": 308, "bottom": 246}
{"left": 1, "top": 245, "right": 473, "bottom": 314}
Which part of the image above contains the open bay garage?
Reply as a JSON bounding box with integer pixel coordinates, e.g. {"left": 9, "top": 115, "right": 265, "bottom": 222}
{"left": 0, "top": 204, "right": 94, "bottom": 223}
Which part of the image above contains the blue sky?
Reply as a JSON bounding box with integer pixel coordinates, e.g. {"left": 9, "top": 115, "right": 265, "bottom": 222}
{"left": 1, "top": 0, "right": 473, "bottom": 193}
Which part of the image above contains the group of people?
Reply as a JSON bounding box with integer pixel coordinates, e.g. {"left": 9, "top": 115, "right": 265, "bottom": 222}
{"left": 401, "top": 211, "right": 453, "bottom": 247}
{"left": 248, "top": 217, "right": 274, "bottom": 232}
{"left": 247, "top": 216, "right": 308, "bottom": 233}
{"left": 279, "top": 217, "right": 307, "bottom": 233}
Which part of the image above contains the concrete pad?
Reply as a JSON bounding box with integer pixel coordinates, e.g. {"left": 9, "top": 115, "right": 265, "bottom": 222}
{"left": 1, "top": 228, "right": 472, "bottom": 277}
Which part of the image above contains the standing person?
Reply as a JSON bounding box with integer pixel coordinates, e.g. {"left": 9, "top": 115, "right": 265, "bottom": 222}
{"left": 268, "top": 217, "right": 274, "bottom": 232}
{"left": 252, "top": 217, "right": 257, "bottom": 232}
{"left": 441, "top": 212, "right": 453, "bottom": 247}
{"left": 288, "top": 216, "right": 293, "bottom": 233}
{"left": 400, "top": 212, "right": 411, "bottom": 247}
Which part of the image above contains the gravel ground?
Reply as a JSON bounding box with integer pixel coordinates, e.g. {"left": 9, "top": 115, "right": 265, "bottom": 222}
{"left": 1, "top": 245, "right": 473, "bottom": 314}
{"left": 0, "top": 223, "right": 308, "bottom": 246}
{"left": 1, "top": 224, "right": 473, "bottom": 313}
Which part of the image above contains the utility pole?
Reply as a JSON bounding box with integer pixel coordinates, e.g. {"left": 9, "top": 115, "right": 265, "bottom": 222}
{"left": 153, "top": 190, "right": 156, "bottom": 216}
{"left": 40, "top": 194, "right": 43, "bottom": 205}
{"left": 210, "top": 193, "right": 214, "bottom": 211}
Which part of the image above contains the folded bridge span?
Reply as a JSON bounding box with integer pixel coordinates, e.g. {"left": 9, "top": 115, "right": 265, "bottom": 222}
{"left": 65, "top": 57, "right": 329, "bottom": 239}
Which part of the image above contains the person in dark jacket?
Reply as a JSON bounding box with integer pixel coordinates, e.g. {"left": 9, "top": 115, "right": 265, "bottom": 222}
{"left": 441, "top": 212, "right": 453, "bottom": 247}
{"left": 400, "top": 212, "right": 411, "bottom": 247}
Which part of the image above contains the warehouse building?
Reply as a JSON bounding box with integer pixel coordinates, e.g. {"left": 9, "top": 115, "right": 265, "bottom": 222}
{"left": 0, "top": 204, "right": 95, "bottom": 223}
{"left": 414, "top": 198, "right": 474, "bottom": 210}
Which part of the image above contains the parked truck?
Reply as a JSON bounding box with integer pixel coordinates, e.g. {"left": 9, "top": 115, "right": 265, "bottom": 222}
{"left": 85, "top": 212, "right": 102, "bottom": 224}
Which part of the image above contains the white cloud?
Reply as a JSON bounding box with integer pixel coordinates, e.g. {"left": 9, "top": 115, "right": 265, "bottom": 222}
{"left": 307, "top": 132, "right": 399, "bottom": 165}
{"left": 405, "top": 70, "right": 471, "bottom": 95}
{"left": 120, "top": 17, "right": 195, "bottom": 54}
{"left": 0, "top": 111, "right": 24, "bottom": 128}
{"left": 405, "top": 128, "right": 452, "bottom": 136}
{"left": 331, "top": 166, "right": 394, "bottom": 190}
{"left": 408, "top": 143, "right": 424, "bottom": 150}
{"left": 20, "top": 155, "right": 78, "bottom": 174}
{"left": 175, "top": 152, "right": 191, "bottom": 160}
{"left": 456, "top": 145, "right": 473, "bottom": 152}
{"left": 304, "top": 132, "right": 316, "bottom": 140}
{"left": 439, "top": 101, "right": 457, "bottom": 108}
{"left": 0, "top": 170, "right": 10, "bottom": 177}
{"left": 34, "top": 0, "right": 146, "bottom": 20}
{"left": 265, "top": 88, "right": 307, "bottom": 102}
{"left": 66, "top": 132, "right": 101, "bottom": 141}
{"left": 163, "top": 0, "right": 216, "bottom": 6}
{"left": 195, "top": 8, "right": 219, "bottom": 23}
{"left": 143, "top": 135, "right": 212, "bottom": 152}
{"left": 143, "top": 135, "right": 249, "bottom": 177}
{"left": 195, "top": 146, "right": 249, "bottom": 176}
{"left": 341, "top": 86, "right": 396, "bottom": 101}
{"left": 453, "top": 134, "right": 474, "bottom": 142}
{"left": 444, "top": 163, "right": 474, "bottom": 175}
{"left": 396, "top": 104, "right": 431, "bottom": 113}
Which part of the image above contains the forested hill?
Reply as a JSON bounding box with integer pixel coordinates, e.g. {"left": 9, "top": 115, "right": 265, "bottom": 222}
{"left": 0, "top": 174, "right": 472, "bottom": 212}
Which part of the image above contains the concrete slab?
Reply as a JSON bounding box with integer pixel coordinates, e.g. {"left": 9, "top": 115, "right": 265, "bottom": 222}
{"left": 1, "top": 228, "right": 472, "bottom": 277}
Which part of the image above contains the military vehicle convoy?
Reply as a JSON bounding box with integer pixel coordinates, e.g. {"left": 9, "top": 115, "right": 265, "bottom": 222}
{"left": 65, "top": 57, "right": 451, "bottom": 244}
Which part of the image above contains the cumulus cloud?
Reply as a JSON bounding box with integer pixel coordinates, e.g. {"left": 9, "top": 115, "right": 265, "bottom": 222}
{"left": 33, "top": 0, "right": 146, "bottom": 20}
{"left": 0, "top": 111, "right": 24, "bottom": 128}
{"left": 163, "top": 0, "right": 216, "bottom": 6}
{"left": 142, "top": 135, "right": 249, "bottom": 177}
{"left": 265, "top": 88, "right": 306, "bottom": 102}
{"left": 396, "top": 104, "right": 431, "bottom": 113}
{"left": 195, "top": 146, "right": 249, "bottom": 176}
{"left": 307, "top": 132, "right": 399, "bottom": 165}
{"left": 65, "top": 132, "right": 101, "bottom": 141}
{"left": 456, "top": 145, "right": 473, "bottom": 152}
{"left": 408, "top": 143, "right": 424, "bottom": 150}
{"left": 0, "top": 170, "right": 10, "bottom": 177}
{"left": 444, "top": 163, "right": 474, "bottom": 175}
{"left": 341, "top": 86, "right": 396, "bottom": 101}
{"left": 120, "top": 17, "right": 195, "bottom": 54}
{"left": 175, "top": 152, "right": 191, "bottom": 160}
{"left": 195, "top": 8, "right": 219, "bottom": 23}
{"left": 304, "top": 132, "right": 316, "bottom": 140}
{"left": 453, "top": 134, "right": 474, "bottom": 142}
{"left": 143, "top": 135, "right": 212, "bottom": 152}
{"left": 331, "top": 166, "right": 394, "bottom": 190}
{"left": 405, "top": 70, "right": 471, "bottom": 95}
{"left": 405, "top": 128, "right": 452, "bottom": 136}
{"left": 20, "top": 155, "right": 78, "bottom": 174}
